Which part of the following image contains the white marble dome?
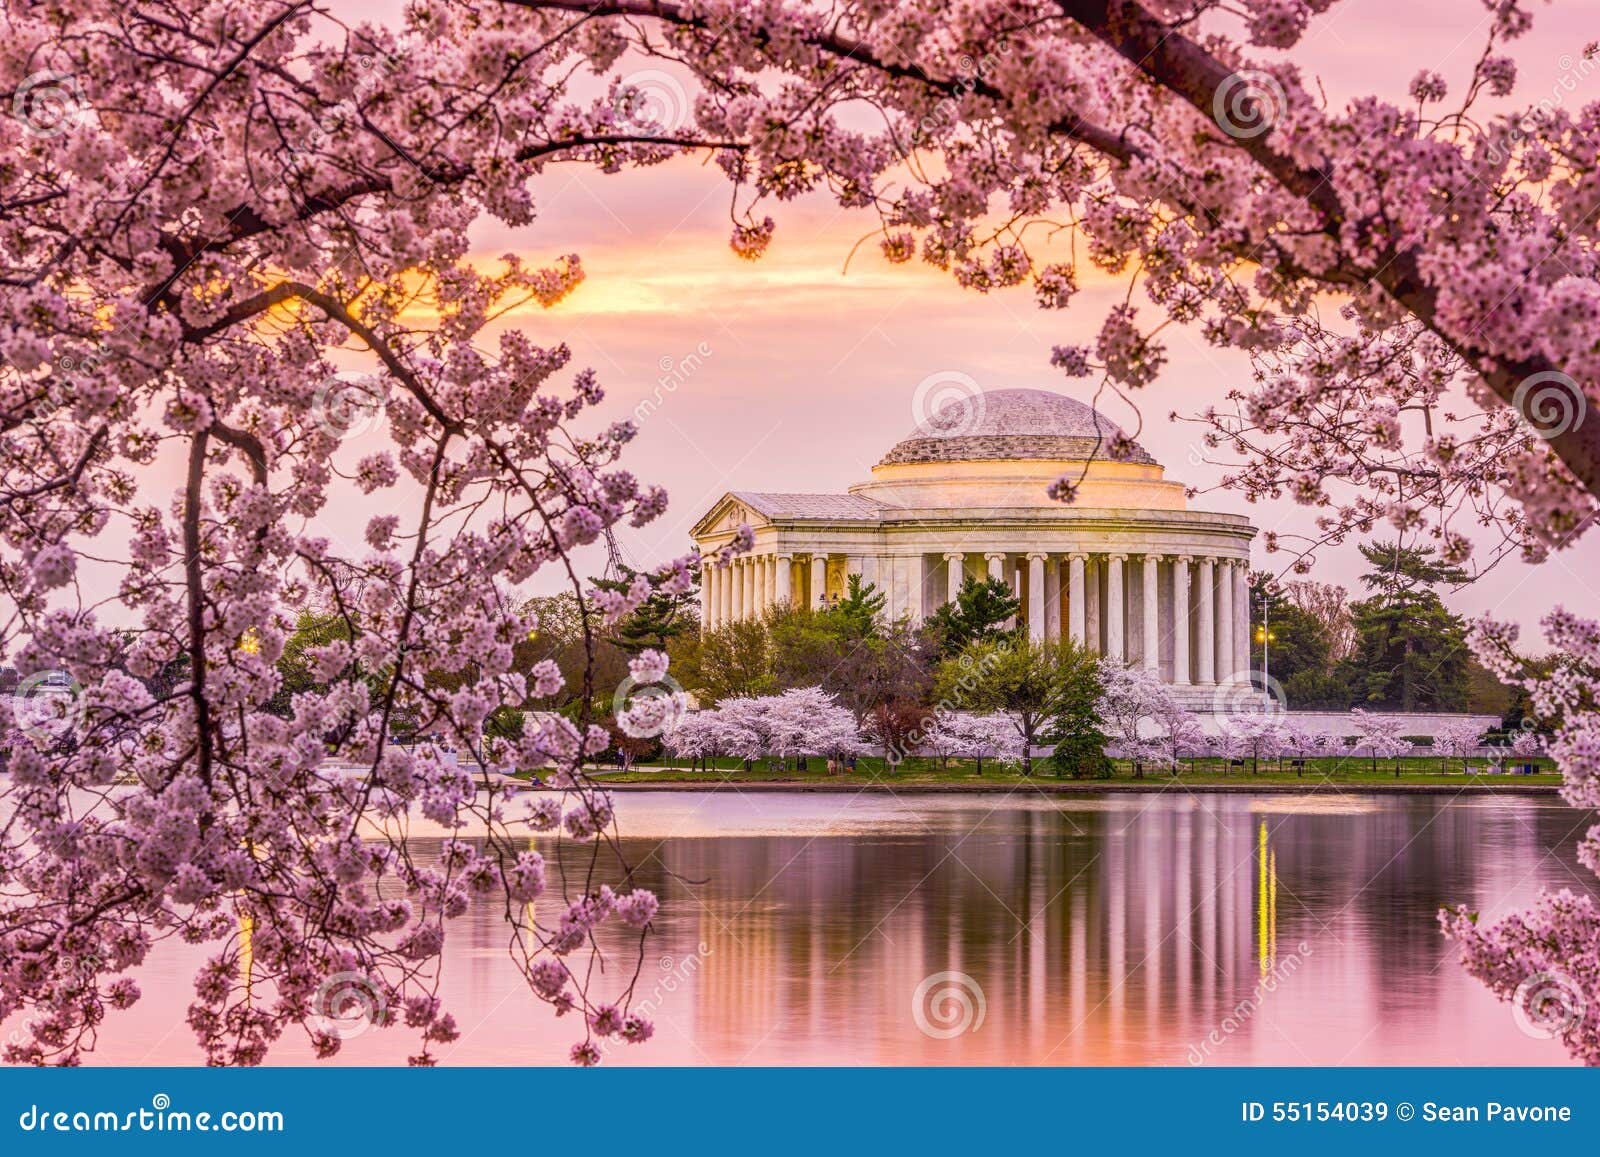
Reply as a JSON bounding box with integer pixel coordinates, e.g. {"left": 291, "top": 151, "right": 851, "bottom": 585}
{"left": 880, "top": 387, "right": 1155, "bottom": 466}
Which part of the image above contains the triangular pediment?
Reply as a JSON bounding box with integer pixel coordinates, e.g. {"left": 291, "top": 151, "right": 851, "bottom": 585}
{"left": 691, "top": 493, "right": 771, "bottom": 539}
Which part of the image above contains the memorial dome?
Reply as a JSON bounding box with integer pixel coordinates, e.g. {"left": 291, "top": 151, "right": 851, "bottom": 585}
{"left": 877, "top": 388, "right": 1156, "bottom": 467}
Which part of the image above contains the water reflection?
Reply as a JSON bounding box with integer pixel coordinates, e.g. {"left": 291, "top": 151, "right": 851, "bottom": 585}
{"left": 47, "top": 793, "right": 1596, "bottom": 1066}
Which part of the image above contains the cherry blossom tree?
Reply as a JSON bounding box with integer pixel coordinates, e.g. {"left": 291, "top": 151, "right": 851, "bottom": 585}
{"left": 1096, "top": 660, "right": 1175, "bottom": 774}
{"left": 1510, "top": 727, "right": 1547, "bottom": 760}
{"left": 1224, "top": 713, "right": 1288, "bottom": 774}
{"left": 1147, "top": 705, "right": 1206, "bottom": 773}
{"left": 662, "top": 697, "right": 774, "bottom": 767}
{"left": 915, "top": 710, "right": 969, "bottom": 770}
{"left": 544, "top": 0, "right": 1600, "bottom": 565}
{"left": 659, "top": 713, "right": 706, "bottom": 769}
{"left": 1276, "top": 722, "right": 1318, "bottom": 774}
{"left": 1440, "top": 613, "right": 1600, "bottom": 1064}
{"left": 1207, "top": 727, "right": 1246, "bottom": 772}
{"left": 0, "top": 0, "right": 783, "bottom": 1066}
{"left": 665, "top": 688, "right": 863, "bottom": 770}
{"left": 1310, "top": 728, "right": 1351, "bottom": 763}
{"left": 1433, "top": 718, "right": 1485, "bottom": 774}
{"left": 14, "top": 0, "right": 1600, "bottom": 1067}
{"left": 1350, "top": 708, "right": 1414, "bottom": 775}
{"left": 922, "top": 710, "right": 1026, "bottom": 774}
{"left": 757, "top": 687, "right": 860, "bottom": 766}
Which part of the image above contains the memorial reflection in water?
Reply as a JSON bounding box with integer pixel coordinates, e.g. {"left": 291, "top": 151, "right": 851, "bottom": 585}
{"left": 78, "top": 793, "right": 1590, "bottom": 1067}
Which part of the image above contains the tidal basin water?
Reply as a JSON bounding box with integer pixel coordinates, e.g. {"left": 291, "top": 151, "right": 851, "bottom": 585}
{"left": 71, "top": 791, "right": 1597, "bottom": 1066}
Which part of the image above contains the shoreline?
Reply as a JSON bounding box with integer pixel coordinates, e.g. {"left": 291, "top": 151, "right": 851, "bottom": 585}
{"left": 600, "top": 779, "right": 1564, "bottom": 796}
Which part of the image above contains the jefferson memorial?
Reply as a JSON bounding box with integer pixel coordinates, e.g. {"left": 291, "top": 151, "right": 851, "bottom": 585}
{"left": 691, "top": 388, "right": 1256, "bottom": 700}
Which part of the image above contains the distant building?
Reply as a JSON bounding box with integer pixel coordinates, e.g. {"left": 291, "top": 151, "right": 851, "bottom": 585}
{"left": 691, "top": 387, "right": 1256, "bottom": 705}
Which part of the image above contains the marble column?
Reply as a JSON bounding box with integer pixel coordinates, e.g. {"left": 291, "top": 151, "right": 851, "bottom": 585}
{"left": 731, "top": 558, "right": 745, "bottom": 622}
{"left": 1044, "top": 556, "right": 1062, "bottom": 642}
{"left": 810, "top": 555, "right": 827, "bottom": 610}
{"left": 775, "top": 554, "right": 792, "bottom": 609}
{"left": 906, "top": 554, "right": 925, "bottom": 623}
{"left": 1142, "top": 554, "right": 1160, "bottom": 673}
{"left": 764, "top": 554, "right": 777, "bottom": 611}
{"left": 1197, "top": 556, "right": 1216, "bottom": 683}
{"left": 945, "top": 552, "right": 964, "bottom": 603}
{"left": 1105, "top": 553, "right": 1126, "bottom": 661}
{"left": 1216, "top": 560, "right": 1235, "bottom": 682}
{"left": 1084, "top": 556, "right": 1101, "bottom": 651}
{"left": 702, "top": 563, "right": 716, "bottom": 628}
{"left": 1027, "top": 552, "right": 1047, "bottom": 642}
{"left": 1068, "top": 553, "right": 1087, "bottom": 645}
{"left": 1235, "top": 562, "right": 1251, "bottom": 678}
{"left": 1171, "top": 555, "right": 1191, "bottom": 685}
{"left": 719, "top": 562, "right": 733, "bottom": 626}
{"left": 743, "top": 556, "right": 758, "bottom": 620}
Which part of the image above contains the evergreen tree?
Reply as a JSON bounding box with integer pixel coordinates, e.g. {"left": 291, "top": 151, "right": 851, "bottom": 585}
{"left": 592, "top": 562, "right": 700, "bottom": 654}
{"left": 1048, "top": 647, "right": 1113, "bottom": 780}
{"left": 1342, "top": 543, "right": 1472, "bottom": 711}
{"left": 826, "top": 574, "right": 887, "bottom": 637}
{"left": 924, "top": 575, "right": 1021, "bottom": 656}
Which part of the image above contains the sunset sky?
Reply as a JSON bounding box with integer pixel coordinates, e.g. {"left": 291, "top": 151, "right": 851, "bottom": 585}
{"left": 360, "top": 0, "right": 1600, "bottom": 634}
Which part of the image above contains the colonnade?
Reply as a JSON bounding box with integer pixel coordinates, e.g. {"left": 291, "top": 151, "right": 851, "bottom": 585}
{"left": 702, "top": 548, "right": 1252, "bottom": 685}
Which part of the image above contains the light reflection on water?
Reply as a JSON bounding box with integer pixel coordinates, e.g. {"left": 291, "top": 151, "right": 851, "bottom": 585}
{"left": 48, "top": 792, "right": 1598, "bottom": 1066}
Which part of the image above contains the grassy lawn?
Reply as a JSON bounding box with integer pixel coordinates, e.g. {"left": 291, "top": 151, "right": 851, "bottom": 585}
{"left": 601, "top": 753, "right": 1562, "bottom": 787}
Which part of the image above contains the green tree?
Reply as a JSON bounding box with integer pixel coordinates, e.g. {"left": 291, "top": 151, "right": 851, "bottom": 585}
{"left": 592, "top": 563, "right": 699, "bottom": 654}
{"left": 923, "top": 575, "right": 1021, "bottom": 656}
{"left": 1248, "top": 571, "right": 1331, "bottom": 693}
{"left": 516, "top": 592, "right": 631, "bottom": 719}
{"left": 268, "top": 610, "right": 356, "bottom": 718}
{"left": 769, "top": 591, "right": 933, "bottom": 724}
{"left": 829, "top": 574, "right": 887, "bottom": 637}
{"left": 934, "top": 637, "right": 1102, "bottom": 776}
{"left": 668, "top": 618, "right": 776, "bottom": 703}
{"left": 1280, "top": 667, "right": 1354, "bottom": 711}
{"left": 1342, "top": 542, "right": 1472, "bottom": 711}
{"left": 1047, "top": 645, "right": 1113, "bottom": 780}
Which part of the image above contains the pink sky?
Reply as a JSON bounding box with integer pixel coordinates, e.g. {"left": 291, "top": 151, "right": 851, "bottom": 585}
{"left": 408, "top": 0, "right": 1600, "bottom": 635}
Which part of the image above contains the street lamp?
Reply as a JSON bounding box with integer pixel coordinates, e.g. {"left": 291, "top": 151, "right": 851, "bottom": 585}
{"left": 1254, "top": 587, "right": 1276, "bottom": 711}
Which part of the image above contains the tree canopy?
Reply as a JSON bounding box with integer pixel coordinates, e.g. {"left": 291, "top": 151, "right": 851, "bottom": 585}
{"left": 924, "top": 576, "right": 1023, "bottom": 656}
{"left": 10, "top": 0, "right": 1600, "bottom": 1068}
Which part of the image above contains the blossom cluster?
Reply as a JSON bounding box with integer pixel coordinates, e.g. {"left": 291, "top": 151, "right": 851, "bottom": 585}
{"left": 0, "top": 0, "right": 707, "bottom": 1065}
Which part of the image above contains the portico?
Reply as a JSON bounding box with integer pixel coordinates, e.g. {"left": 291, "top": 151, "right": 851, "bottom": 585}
{"left": 690, "top": 388, "right": 1257, "bottom": 694}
